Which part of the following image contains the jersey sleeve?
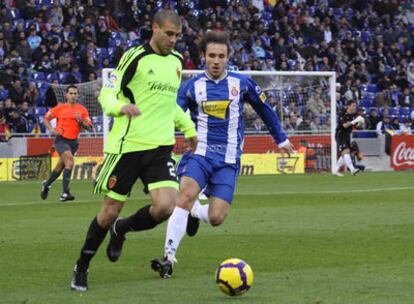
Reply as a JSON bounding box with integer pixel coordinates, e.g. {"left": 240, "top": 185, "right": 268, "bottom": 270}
{"left": 81, "top": 106, "right": 92, "bottom": 126}
{"left": 44, "top": 105, "right": 60, "bottom": 121}
{"left": 245, "top": 77, "right": 288, "bottom": 145}
{"left": 98, "top": 48, "right": 140, "bottom": 117}
{"left": 174, "top": 104, "right": 196, "bottom": 138}
{"left": 177, "top": 80, "right": 196, "bottom": 112}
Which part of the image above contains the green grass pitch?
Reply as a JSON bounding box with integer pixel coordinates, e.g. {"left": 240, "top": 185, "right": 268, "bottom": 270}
{"left": 1, "top": 172, "right": 414, "bottom": 303}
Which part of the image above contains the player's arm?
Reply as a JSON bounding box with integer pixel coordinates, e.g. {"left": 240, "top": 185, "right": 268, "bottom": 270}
{"left": 245, "top": 78, "right": 294, "bottom": 155}
{"left": 175, "top": 82, "right": 197, "bottom": 151}
{"left": 98, "top": 49, "right": 141, "bottom": 118}
{"left": 341, "top": 114, "right": 364, "bottom": 128}
{"left": 44, "top": 106, "right": 60, "bottom": 136}
{"left": 76, "top": 107, "right": 93, "bottom": 131}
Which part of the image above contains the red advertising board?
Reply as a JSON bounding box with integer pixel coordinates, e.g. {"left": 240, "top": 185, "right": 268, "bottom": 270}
{"left": 390, "top": 135, "right": 414, "bottom": 170}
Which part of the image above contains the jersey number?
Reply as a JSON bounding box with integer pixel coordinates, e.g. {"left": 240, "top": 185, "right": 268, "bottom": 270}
{"left": 167, "top": 162, "right": 176, "bottom": 177}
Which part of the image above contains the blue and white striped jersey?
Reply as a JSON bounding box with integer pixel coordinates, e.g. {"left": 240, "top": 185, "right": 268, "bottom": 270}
{"left": 178, "top": 71, "right": 288, "bottom": 164}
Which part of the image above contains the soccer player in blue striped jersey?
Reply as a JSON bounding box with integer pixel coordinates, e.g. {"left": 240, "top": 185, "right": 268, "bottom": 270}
{"left": 151, "top": 31, "right": 294, "bottom": 278}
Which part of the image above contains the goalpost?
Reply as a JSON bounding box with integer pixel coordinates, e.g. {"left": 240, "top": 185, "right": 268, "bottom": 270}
{"left": 101, "top": 69, "right": 337, "bottom": 173}
{"left": 52, "top": 69, "right": 336, "bottom": 175}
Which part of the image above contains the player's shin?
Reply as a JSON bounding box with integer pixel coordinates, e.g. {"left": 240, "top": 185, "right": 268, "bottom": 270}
{"left": 116, "top": 205, "right": 158, "bottom": 234}
{"left": 45, "top": 170, "right": 61, "bottom": 186}
{"left": 62, "top": 168, "right": 72, "bottom": 193}
{"left": 344, "top": 153, "right": 356, "bottom": 172}
{"left": 164, "top": 207, "right": 189, "bottom": 262}
{"left": 76, "top": 216, "right": 108, "bottom": 271}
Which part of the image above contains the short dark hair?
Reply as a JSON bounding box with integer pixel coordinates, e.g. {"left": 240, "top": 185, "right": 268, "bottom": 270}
{"left": 153, "top": 9, "right": 181, "bottom": 28}
{"left": 346, "top": 99, "right": 357, "bottom": 106}
{"left": 66, "top": 85, "right": 78, "bottom": 93}
{"left": 200, "top": 30, "right": 230, "bottom": 54}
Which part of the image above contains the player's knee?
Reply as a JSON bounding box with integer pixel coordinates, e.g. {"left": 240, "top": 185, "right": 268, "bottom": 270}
{"left": 209, "top": 213, "right": 226, "bottom": 227}
{"left": 150, "top": 200, "right": 175, "bottom": 222}
{"left": 177, "top": 189, "right": 196, "bottom": 210}
{"left": 65, "top": 158, "right": 74, "bottom": 169}
{"left": 98, "top": 206, "right": 121, "bottom": 227}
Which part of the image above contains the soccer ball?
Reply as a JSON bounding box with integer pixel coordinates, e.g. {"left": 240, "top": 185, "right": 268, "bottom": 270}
{"left": 215, "top": 258, "right": 253, "bottom": 296}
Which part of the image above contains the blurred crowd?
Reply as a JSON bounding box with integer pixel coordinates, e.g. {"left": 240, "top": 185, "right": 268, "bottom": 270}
{"left": 0, "top": 0, "right": 414, "bottom": 140}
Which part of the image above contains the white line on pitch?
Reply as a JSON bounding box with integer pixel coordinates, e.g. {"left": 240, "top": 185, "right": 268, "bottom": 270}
{"left": 238, "top": 186, "right": 414, "bottom": 196}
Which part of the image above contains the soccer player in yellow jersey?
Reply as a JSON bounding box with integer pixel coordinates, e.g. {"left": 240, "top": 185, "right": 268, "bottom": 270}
{"left": 70, "top": 10, "right": 197, "bottom": 291}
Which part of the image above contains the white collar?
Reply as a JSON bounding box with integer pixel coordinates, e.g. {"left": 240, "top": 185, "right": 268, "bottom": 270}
{"left": 204, "top": 70, "right": 228, "bottom": 83}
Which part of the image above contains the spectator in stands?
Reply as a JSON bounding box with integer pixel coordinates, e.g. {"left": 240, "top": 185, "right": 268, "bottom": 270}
{"left": 398, "top": 118, "right": 412, "bottom": 135}
{"left": 375, "top": 89, "right": 392, "bottom": 108}
{"left": 397, "top": 87, "right": 414, "bottom": 107}
{"left": 27, "top": 28, "right": 42, "bottom": 51}
{"left": 367, "top": 108, "right": 381, "bottom": 131}
{"left": 253, "top": 117, "right": 265, "bottom": 132}
{"left": 390, "top": 117, "right": 401, "bottom": 132}
{"left": 183, "top": 49, "right": 196, "bottom": 70}
{"left": 19, "top": 101, "right": 38, "bottom": 132}
{"left": 376, "top": 115, "right": 391, "bottom": 136}
{"left": 3, "top": 97, "right": 14, "bottom": 117}
{"left": 407, "top": 63, "right": 414, "bottom": 86}
{"left": 297, "top": 116, "right": 312, "bottom": 131}
{"left": 6, "top": 108, "right": 27, "bottom": 133}
{"left": 23, "top": 82, "right": 39, "bottom": 106}
{"left": 8, "top": 79, "right": 24, "bottom": 106}
{"left": 306, "top": 87, "right": 327, "bottom": 117}
{"left": 44, "top": 80, "right": 59, "bottom": 108}
{"left": 15, "top": 38, "right": 32, "bottom": 64}
{"left": 0, "top": 112, "right": 11, "bottom": 142}
{"left": 282, "top": 115, "right": 295, "bottom": 133}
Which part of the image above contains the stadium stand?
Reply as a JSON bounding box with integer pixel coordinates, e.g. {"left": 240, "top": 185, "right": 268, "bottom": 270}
{"left": 0, "top": 0, "right": 413, "bottom": 135}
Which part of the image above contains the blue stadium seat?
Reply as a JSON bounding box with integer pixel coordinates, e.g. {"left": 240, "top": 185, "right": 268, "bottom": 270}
{"left": 359, "top": 98, "right": 374, "bottom": 108}
{"left": 361, "top": 31, "right": 371, "bottom": 43}
{"left": 10, "top": 9, "right": 21, "bottom": 20}
{"left": 46, "top": 72, "right": 59, "bottom": 82}
{"left": 388, "top": 107, "right": 399, "bottom": 116}
{"left": 94, "top": 0, "right": 107, "bottom": 7}
{"left": 31, "top": 72, "right": 46, "bottom": 81}
{"left": 58, "top": 72, "right": 68, "bottom": 83}
{"left": 35, "top": 107, "right": 47, "bottom": 116}
{"left": 367, "top": 84, "right": 378, "bottom": 93}
{"left": 95, "top": 47, "right": 109, "bottom": 59}
{"left": 359, "top": 84, "right": 368, "bottom": 92}
{"left": 400, "top": 107, "right": 411, "bottom": 116}
{"left": 333, "top": 8, "right": 343, "bottom": 20}
{"left": 0, "top": 88, "right": 9, "bottom": 100}
{"left": 399, "top": 114, "right": 408, "bottom": 122}
{"left": 353, "top": 131, "right": 378, "bottom": 138}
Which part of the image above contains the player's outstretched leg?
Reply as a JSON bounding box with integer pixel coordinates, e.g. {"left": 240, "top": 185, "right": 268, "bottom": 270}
{"left": 150, "top": 257, "right": 173, "bottom": 278}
